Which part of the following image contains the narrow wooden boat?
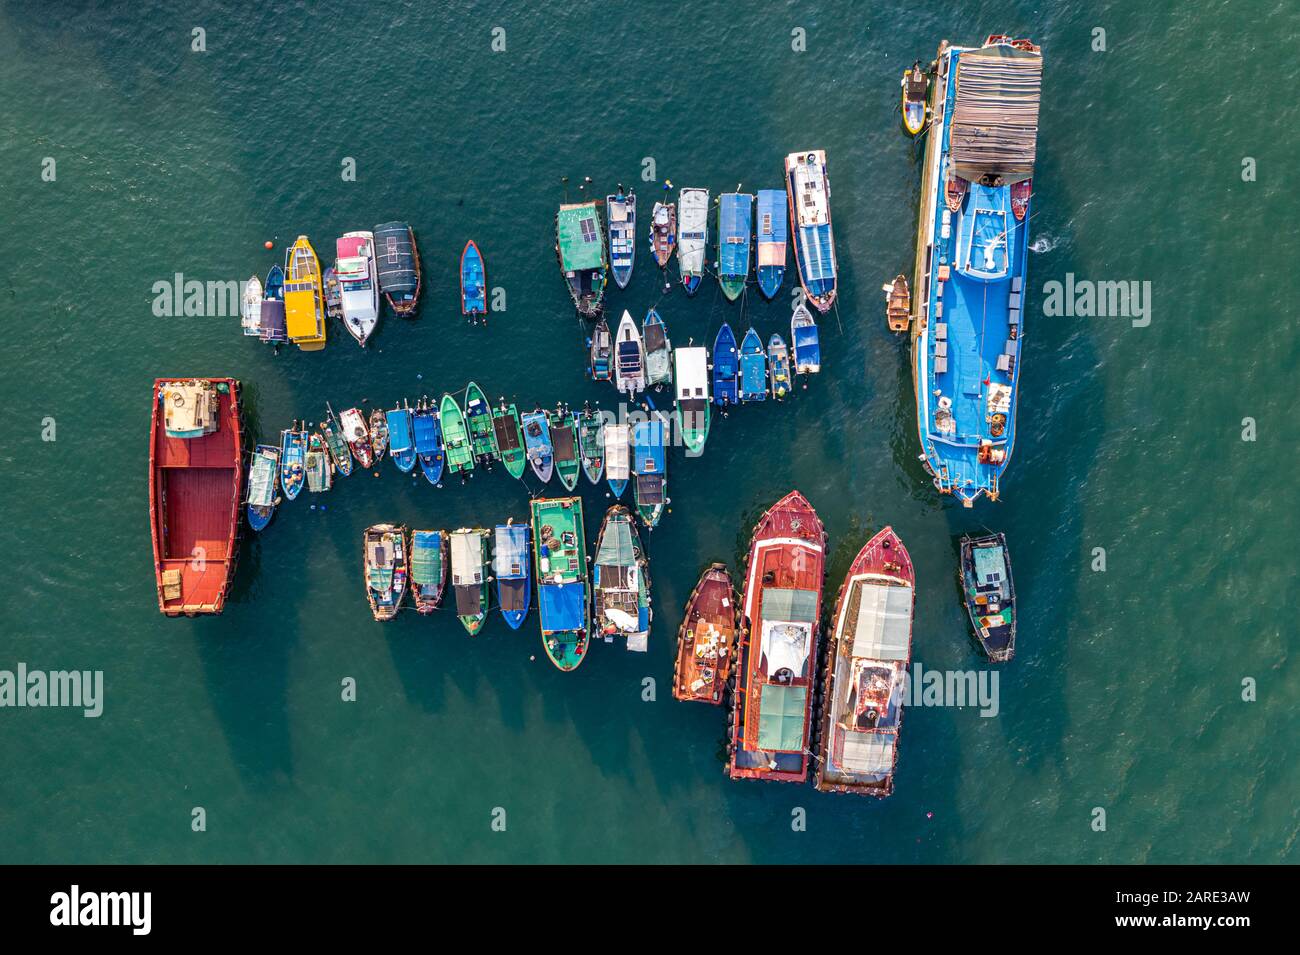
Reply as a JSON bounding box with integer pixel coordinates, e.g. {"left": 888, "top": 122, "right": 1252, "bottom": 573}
{"left": 492, "top": 401, "right": 527, "bottom": 480}
{"left": 883, "top": 273, "right": 911, "bottom": 332}
{"left": 336, "top": 231, "right": 380, "bottom": 345}
{"left": 577, "top": 404, "right": 604, "bottom": 485}
{"left": 944, "top": 166, "right": 968, "bottom": 211}
{"left": 649, "top": 199, "right": 676, "bottom": 268}
{"left": 1011, "top": 178, "right": 1032, "bottom": 220}
{"left": 373, "top": 221, "right": 422, "bottom": 317}
{"left": 738, "top": 327, "right": 768, "bottom": 402}
{"left": 411, "top": 529, "right": 449, "bottom": 612}
{"left": 259, "top": 265, "right": 287, "bottom": 345}
{"left": 440, "top": 392, "right": 474, "bottom": 475}
{"left": 464, "top": 381, "right": 500, "bottom": 467}
{"left": 632, "top": 412, "right": 667, "bottom": 529}
{"left": 323, "top": 267, "right": 343, "bottom": 322}
{"left": 729, "top": 491, "right": 827, "bottom": 783}
{"left": 494, "top": 521, "right": 531, "bottom": 630}
{"left": 642, "top": 308, "right": 672, "bottom": 387}
{"left": 606, "top": 187, "right": 636, "bottom": 289}
{"left": 717, "top": 192, "right": 754, "bottom": 301}
{"left": 614, "top": 310, "right": 646, "bottom": 398}
{"left": 755, "top": 189, "right": 788, "bottom": 300}
{"left": 604, "top": 423, "right": 630, "bottom": 499}
{"left": 339, "top": 407, "right": 373, "bottom": 468}
{"left": 283, "top": 236, "right": 327, "bottom": 350}
{"left": 712, "top": 322, "right": 739, "bottom": 406}
{"left": 960, "top": 533, "right": 1017, "bottom": 662}
{"left": 556, "top": 201, "right": 607, "bottom": 318}
{"left": 320, "top": 405, "right": 354, "bottom": 478}
{"left": 815, "top": 527, "right": 914, "bottom": 796}
{"left": 530, "top": 497, "right": 590, "bottom": 671}
{"left": 364, "top": 523, "right": 408, "bottom": 621}
{"left": 150, "top": 378, "right": 243, "bottom": 615}
{"left": 413, "top": 398, "right": 445, "bottom": 485}
{"left": 279, "top": 423, "right": 307, "bottom": 500}
{"left": 790, "top": 304, "right": 821, "bottom": 374}
{"left": 785, "top": 151, "right": 838, "bottom": 313}
{"left": 677, "top": 187, "right": 709, "bottom": 295}
{"left": 240, "top": 274, "right": 263, "bottom": 337}
{"left": 368, "top": 408, "right": 389, "bottom": 463}
{"left": 386, "top": 403, "right": 417, "bottom": 473}
{"left": 674, "top": 346, "right": 710, "bottom": 456}
{"left": 451, "top": 528, "right": 491, "bottom": 635}
{"left": 768, "top": 334, "right": 792, "bottom": 399}
{"left": 549, "top": 405, "right": 581, "bottom": 492}
{"left": 672, "top": 563, "right": 737, "bottom": 704}
{"left": 592, "top": 505, "right": 652, "bottom": 652}
{"left": 245, "top": 444, "right": 280, "bottom": 532}
{"left": 460, "top": 240, "right": 487, "bottom": 318}
{"left": 521, "top": 409, "right": 554, "bottom": 483}
{"left": 901, "top": 61, "right": 928, "bottom": 135}
{"left": 589, "top": 318, "right": 612, "bottom": 381}
{"left": 305, "top": 432, "right": 333, "bottom": 492}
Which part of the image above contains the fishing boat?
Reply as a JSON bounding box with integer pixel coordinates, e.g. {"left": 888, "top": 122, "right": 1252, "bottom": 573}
{"left": 284, "top": 236, "right": 327, "bottom": 350}
{"left": 944, "top": 167, "right": 968, "bottom": 211}
{"left": 717, "top": 192, "right": 753, "bottom": 301}
{"left": 440, "top": 392, "right": 474, "bottom": 475}
{"left": 673, "top": 346, "right": 710, "bottom": 455}
{"left": 712, "top": 322, "right": 739, "bottom": 406}
{"left": 150, "top": 379, "right": 243, "bottom": 615}
{"left": 240, "top": 274, "right": 262, "bottom": 337}
{"left": 785, "top": 151, "right": 838, "bottom": 313}
{"left": 259, "top": 265, "right": 287, "bottom": 345}
{"left": 912, "top": 35, "right": 1042, "bottom": 505}
{"left": 631, "top": 413, "right": 667, "bottom": 529}
{"left": 960, "top": 533, "right": 1016, "bottom": 661}
{"left": 1011, "top": 178, "right": 1032, "bottom": 221}
{"left": 549, "top": 405, "right": 580, "bottom": 492}
{"left": 451, "top": 528, "right": 491, "bottom": 635}
{"left": 364, "top": 524, "right": 407, "bottom": 621}
{"left": 577, "top": 404, "right": 604, "bottom": 485}
{"left": 530, "top": 497, "right": 590, "bottom": 671}
{"left": 738, "top": 327, "right": 768, "bottom": 402}
{"left": 413, "top": 398, "right": 445, "bottom": 485}
{"left": 305, "top": 432, "right": 333, "bottom": 492}
{"left": 755, "top": 189, "right": 788, "bottom": 299}
{"left": 589, "top": 318, "right": 612, "bottom": 381}
{"left": 521, "top": 409, "right": 553, "bottom": 483}
{"left": 323, "top": 267, "right": 343, "bottom": 322}
{"left": 555, "top": 201, "right": 607, "bottom": 318}
{"left": 460, "top": 240, "right": 487, "bottom": 319}
{"left": 373, "top": 221, "right": 422, "bottom": 316}
{"left": 642, "top": 309, "right": 672, "bottom": 387}
{"left": 768, "top": 334, "right": 792, "bottom": 399}
{"left": 884, "top": 273, "right": 911, "bottom": 332}
{"left": 368, "top": 408, "right": 389, "bottom": 464}
{"left": 321, "top": 404, "right": 354, "bottom": 477}
{"left": 606, "top": 187, "right": 636, "bottom": 289}
{"left": 614, "top": 310, "right": 646, "bottom": 398}
{"left": 729, "top": 491, "right": 826, "bottom": 783}
{"left": 464, "top": 381, "right": 500, "bottom": 467}
{"left": 901, "top": 60, "right": 929, "bottom": 135}
{"left": 604, "top": 423, "right": 630, "bottom": 499}
{"left": 386, "top": 403, "right": 416, "bottom": 473}
{"left": 493, "top": 401, "right": 527, "bottom": 480}
{"left": 790, "top": 304, "right": 821, "bottom": 375}
{"left": 815, "top": 527, "right": 914, "bottom": 796}
{"left": 649, "top": 199, "right": 676, "bottom": 268}
{"left": 592, "top": 505, "right": 651, "bottom": 652}
{"left": 339, "top": 407, "right": 373, "bottom": 469}
{"left": 411, "top": 529, "right": 448, "bottom": 612}
{"left": 494, "top": 522, "right": 531, "bottom": 630}
{"left": 336, "top": 231, "right": 380, "bottom": 346}
{"left": 279, "top": 423, "right": 307, "bottom": 501}
{"left": 672, "top": 563, "right": 736, "bottom": 704}
{"left": 677, "top": 187, "right": 709, "bottom": 295}
{"left": 245, "top": 444, "right": 280, "bottom": 532}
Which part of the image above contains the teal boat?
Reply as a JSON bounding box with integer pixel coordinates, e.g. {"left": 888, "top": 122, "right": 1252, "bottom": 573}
{"left": 549, "top": 405, "right": 580, "bottom": 492}
{"left": 279, "top": 423, "right": 307, "bottom": 501}
{"left": 531, "top": 497, "right": 590, "bottom": 671}
{"left": 738, "top": 327, "right": 768, "bottom": 402}
{"left": 718, "top": 192, "right": 754, "bottom": 301}
{"left": 451, "top": 528, "right": 491, "bottom": 635}
{"left": 673, "top": 346, "right": 710, "bottom": 456}
{"left": 464, "top": 381, "right": 500, "bottom": 467}
{"left": 577, "top": 404, "right": 604, "bottom": 485}
{"left": 440, "top": 393, "right": 474, "bottom": 475}
{"left": 556, "top": 201, "right": 607, "bottom": 318}
{"left": 493, "top": 401, "right": 527, "bottom": 480}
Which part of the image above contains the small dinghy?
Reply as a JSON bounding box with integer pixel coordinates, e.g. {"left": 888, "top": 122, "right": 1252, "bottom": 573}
{"left": 738, "top": 327, "right": 768, "bottom": 402}
{"left": 768, "top": 334, "right": 792, "bottom": 399}
{"left": 649, "top": 199, "right": 676, "bottom": 268}
{"left": 901, "top": 60, "right": 928, "bottom": 135}
{"left": 674, "top": 347, "right": 710, "bottom": 455}
{"left": 245, "top": 444, "right": 280, "bottom": 531}
{"left": 305, "top": 432, "right": 333, "bottom": 492}
{"left": 413, "top": 398, "right": 445, "bottom": 485}
{"left": 643, "top": 308, "right": 672, "bottom": 387}
{"left": 411, "top": 529, "right": 448, "bottom": 613}
{"left": 364, "top": 524, "right": 408, "bottom": 621}
{"left": 960, "top": 533, "right": 1017, "bottom": 662}
{"left": 945, "top": 166, "right": 968, "bottom": 212}
{"left": 493, "top": 401, "right": 527, "bottom": 480}
{"left": 606, "top": 187, "right": 636, "bottom": 289}
{"left": 592, "top": 505, "right": 652, "bottom": 652}
{"left": 460, "top": 240, "right": 487, "bottom": 319}
{"left": 589, "top": 318, "right": 612, "bottom": 381}
{"left": 494, "top": 522, "right": 531, "bottom": 630}
{"left": 755, "top": 189, "right": 787, "bottom": 300}
{"left": 241, "top": 274, "right": 263, "bottom": 337}
{"left": 440, "top": 393, "right": 474, "bottom": 476}
{"left": 712, "top": 322, "right": 739, "bottom": 406}
{"left": 550, "top": 405, "right": 581, "bottom": 492}
{"left": 386, "top": 403, "right": 417, "bottom": 473}
{"left": 464, "top": 381, "right": 500, "bottom": 467}
{"left": 521, "top": 409, "right": 554, "bottom": 483}
{"left": 323, "top": 266, "right": 343, "bottom": 322}
{"left": 339, "top": 407, "right": 373, "bottom": 469}
{"left": 677, "top": 187, "right": 709, "bottom": 294}
{"left": 321, "top": 404, "right": 354, "bottom": 477}
{"left": 883, "top": 273, "right": 911, "bottom": 332}
{"left": 368, "top": 408, "right": 389, "bottom": 464}
{"left": 451, "top": 528, "right": 492, "bottom": 635}
{"left": 577, "top": 404, "right": 605, "bottom": 485}
{"left": 791, "top": 304, "right": 822, "bottom": 375}
{"left": 672, "top": 563, "right": 737, "bottom": 703}
{"left": 1011, "top": 179, "right": 1032, "bottom": 221}
{"left": 614, "top": 310, "right": 646, "bottom": 398}
{"left": 717, "top": 192, "right": 753, "bottom": 301}
{"left": 259, "top": 265, "right": 287, "bottom": 345}
{"left": 632, "top": 413, "right": 668, "bottom": 529}
{"left": 279, "top": 424, "right": 307, "bottom": 501}
{"left": 605, "top": 423, "right": 630, "bottom": 499}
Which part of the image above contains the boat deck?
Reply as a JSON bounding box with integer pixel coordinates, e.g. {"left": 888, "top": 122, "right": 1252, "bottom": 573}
{"left": 673, "top": 565, "right": 736, "bottom": 704}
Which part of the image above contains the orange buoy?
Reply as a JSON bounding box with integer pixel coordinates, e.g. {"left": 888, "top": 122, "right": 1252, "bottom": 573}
{"left": 264, "top": 240, "right": 273, "bottom": 249}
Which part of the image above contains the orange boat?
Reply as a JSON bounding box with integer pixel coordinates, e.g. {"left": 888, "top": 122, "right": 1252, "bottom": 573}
{"left": 672, "top": 563, "right": 737, "bottom": 704}
{"left": 149, "top": 378, "right": 244, "bottom": 616}
{"left": 728, "top": 491, "right": 827, "bottom": 783}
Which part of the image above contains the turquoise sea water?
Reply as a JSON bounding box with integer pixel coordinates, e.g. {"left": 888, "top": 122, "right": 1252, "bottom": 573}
{"left": 1, "top": 1, "right": 1296, "bottom": 863}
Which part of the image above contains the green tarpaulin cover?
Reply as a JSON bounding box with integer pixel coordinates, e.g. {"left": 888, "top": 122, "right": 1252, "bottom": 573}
{"left": 757, "top": 684, "right": 808, "bottom": 751}
{"left": 761, "top": 587, "right": 818, "bottom": 623}
{"left": 557, "top": 204, "right": 604, "bottom": 272}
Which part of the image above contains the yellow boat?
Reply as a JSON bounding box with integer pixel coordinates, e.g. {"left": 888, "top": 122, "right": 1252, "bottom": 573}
{"left": 901, "top": 61, "right": 928, "bottom": 135}
{"left": 284, "top": 236, "right": 327, "bottom": 351}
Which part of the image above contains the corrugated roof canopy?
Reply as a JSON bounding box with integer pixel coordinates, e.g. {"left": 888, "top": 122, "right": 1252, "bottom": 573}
{"left": 951, "top": 47, "right": 1042, "bottom": 185}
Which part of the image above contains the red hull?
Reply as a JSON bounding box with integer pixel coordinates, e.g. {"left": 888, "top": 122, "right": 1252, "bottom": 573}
{"left": 149, "top": 378, "right": 243, "bottom": 615}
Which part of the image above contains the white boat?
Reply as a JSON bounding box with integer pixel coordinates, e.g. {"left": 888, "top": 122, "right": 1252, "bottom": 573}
{"left": 335, "top": 231, "right": 380, "bottom": 346}
{"left": 607, "top": 188, "right": 636, "bottom": 289}
{"left": 673, "top": 346, "right": 711, "bottom": 457}
{"left": 677, "top": 187, "right": 709, "bottom": 295}
{"left": 241, "top": 274, "right": 263, "bottom": 337}
{"left": 605, "top": 423, "right": 631, "bottom": 499}
{"left": 785, "top": 150, "right": 838, "bottom": 312}
{"left": 614, "top": 310, "right": 646, "bottom": 397}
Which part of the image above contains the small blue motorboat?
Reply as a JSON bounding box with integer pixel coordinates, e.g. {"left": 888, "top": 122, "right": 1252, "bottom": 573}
{"left": 259, "top": 264, "right": 287, "bottom": 344}
{"left": 460, "top": 240, "right": 487, "bottom": 318}
{"left": 245, "top": 444, "right": 280, "bottom": 531}
{"left": 413, "top": 398, "right": 445, "bottom": 485}
{"left": 386, "top": 403, "right": 417, "bottom": 473}
{"left": 494, "top": 522, "right": 531, "bottom": 630}
{"left": 791, "top": 303, "right": 822, "bottom": 375}
{"left": 756, "top": 189, "right": 788, "bottom": 299}
{"left": 712, "top": 323, "right": 739, "bottom": 406}
{"left": 521, "top": 409, "right": 553, "bottom": 483}
{"left": 279, "top": 424, "right": 307, "bottom": 501}
{"left": 631, "top": 413, "right": 668, "bottom": 528}
{"left": 739, "top": 328, "right": 768, "bottom": 401}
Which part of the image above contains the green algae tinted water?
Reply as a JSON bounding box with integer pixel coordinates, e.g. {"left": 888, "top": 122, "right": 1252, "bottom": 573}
{"left": 0, "top": 1, "right": 1296, "bottom": 864}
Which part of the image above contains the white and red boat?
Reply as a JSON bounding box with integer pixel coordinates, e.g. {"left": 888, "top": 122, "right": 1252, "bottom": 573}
{"left": 335, "top": 232, "right": 380, "bottom": 346}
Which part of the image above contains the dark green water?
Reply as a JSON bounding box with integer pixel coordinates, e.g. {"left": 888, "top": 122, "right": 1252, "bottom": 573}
{"left": 2, "top": 1, "right": 1296, "bottom": 863}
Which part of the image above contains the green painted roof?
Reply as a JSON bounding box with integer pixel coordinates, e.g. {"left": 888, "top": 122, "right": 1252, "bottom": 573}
{"left": 757, "top": 684, "right": 808, "bottom": 751}
{"left": 557, "top": 204, "right": 605, "bottom": 272}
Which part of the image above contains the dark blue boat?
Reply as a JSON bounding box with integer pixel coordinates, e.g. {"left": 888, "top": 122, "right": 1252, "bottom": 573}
{"left": 259, "top": 264, "right": 287, "bottom": 344}
{"left": 386, "top": 404, "right": 417, "bottom": 473}
{"left": 739, "top": 327, "right": 768, "bottom": 402}
{"left": 756, "top": 189, "right": 788, "bottom": 299}
{"left": 712, "top": 323, "right": 739, "bottom": 406}
{"left": 279, "top": 425, "right": 307, "bottom": 501}
{"left": 245, "top": 444, "right": 280, "bottom": 532}
{"left": 413, "top": 399, "right": 445, "bottom": 485}
{"left": 460, "top": 240, "right": 486, "bottom": 317}
{"left": 494, "top": 522, "right": 531, "bottom": 630}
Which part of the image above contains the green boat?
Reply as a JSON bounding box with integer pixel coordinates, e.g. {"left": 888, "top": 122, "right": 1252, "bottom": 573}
{"left": 556, "top": 201, "right": 607, "bottom": 319}
{"left": 464, "top": 381, "right": 500, "bottom": 466}
{"left": 450, "top": 528, "right": 491, "bottom": 636}
{"left": 492, "top": 401, "right": 527, "bottom": 480}
{"left": 673, "top": 346, "right": 711, "bottom": 456}
{"left": 549, "top": 405, "right": 581, "bottom": 492}
{"left": 530, "top": 497, "right": 590, "bottom": 671}
{"left": 577, "top": 404, "right": 605, "bottom": 485}
{"left": 440, "top": 392, "right": 475, "bottom": 475}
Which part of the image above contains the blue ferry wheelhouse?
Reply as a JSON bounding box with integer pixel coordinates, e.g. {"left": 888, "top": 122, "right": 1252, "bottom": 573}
{"left": 912, "top": 35, "right": 1042, "bottom": 505}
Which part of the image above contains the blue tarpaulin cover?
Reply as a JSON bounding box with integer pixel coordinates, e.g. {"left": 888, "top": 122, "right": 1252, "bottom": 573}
{"left": 718, "top": 194, "right": 753, "bottom": 280}
{"left": 539, "top": 582, "right": 585, "bottom": 632}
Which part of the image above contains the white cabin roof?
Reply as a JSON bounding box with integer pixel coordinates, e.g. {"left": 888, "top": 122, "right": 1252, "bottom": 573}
{"left": 674, "top": 347, "right": 709, "bottom": 398}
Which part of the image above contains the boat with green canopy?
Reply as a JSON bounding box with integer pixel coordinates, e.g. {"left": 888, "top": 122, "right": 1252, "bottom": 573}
{"left": 592, "top": 505, "right": 651, "bottom": 653}
{"left": 555, "top": 201, "right": 607, "bottom": 319}
{"left": 549, "top": 405, "right": 581, "bottom": 492}
{"left": 577, "top": 404, "right": 605, "bottom": 485}
{"left": 411, "top": 529, "right": 448, "bottom": 613}
{"left": 464, "top": 381, "right": 500, "bottom": 467}
{"left": 451, "top": 528, "right": 491, "bottom": 636}
{"left": 531, "top": 497, "right": 590, "bottom": 671}
{"left": 492, "top": 401, "right": 527, "bottom": 480}
{"left": 440, "top": 392, "right": 474, "bottom": 475}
